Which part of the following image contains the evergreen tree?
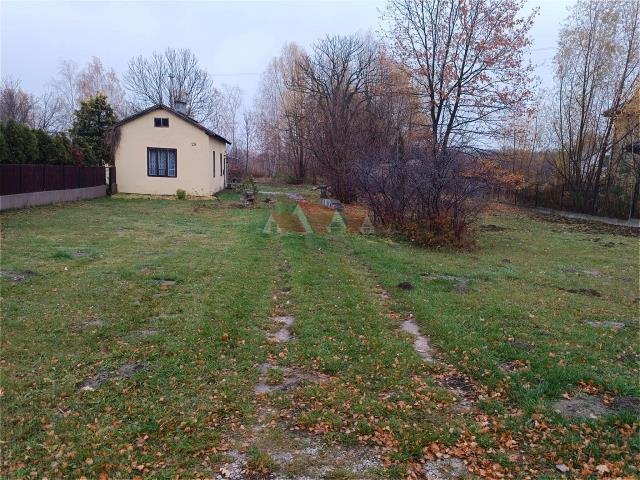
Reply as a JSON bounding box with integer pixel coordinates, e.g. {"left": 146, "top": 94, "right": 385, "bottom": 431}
{"left": 34, "top": 130, "right": 73, "bottom": 164}
{"left": 71, "top": 93, "right": 117, "bottom": 165}
{"left": 0, "top": 120, "right": 38, "bottom": 164}
{"left": 0, "top": 127, "right": 8, "bottom": 163}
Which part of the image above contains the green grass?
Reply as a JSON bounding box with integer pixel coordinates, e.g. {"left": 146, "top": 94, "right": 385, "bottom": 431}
{"left": 1, "top": 191, "right": 638, "bottom": 478}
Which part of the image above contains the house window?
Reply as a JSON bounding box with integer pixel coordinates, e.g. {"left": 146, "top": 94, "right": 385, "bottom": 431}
{"left": 219, "top": 153, "right": 223, "bottom": 178}
{"left": 154, "top": 117, "right": 169, "bottom": 127}
{"left": 148, "top": 148, "right": 177, "bottom": 177}
{"left": 212, "top": 151, "right": 216, "bottom": 177}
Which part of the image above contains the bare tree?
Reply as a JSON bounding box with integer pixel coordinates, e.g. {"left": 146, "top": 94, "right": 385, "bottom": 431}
{"left": 220, "top": 84, "right": 243, "bottom": 157}
{"left": 293, "top": 34, "right": 379, "bottom": 202}
{"left": 125, "top": 47, "right": 219, "bottom": 125}
{"left": 0, "top": 77, "right": 36, "bottom": 125}
{"left": 0, "top": 77, "right": 65, "bottom": 131}
{"left": 240, "top": 109, "right": 256, "bottom": 175}
{"left": 49, "top": 60, "right": 81, "bottom": 130}
{"left": 254, "top": 56, "right": 286, "bottom": 177}
{"left": 77, "top": 57, "right": 128, "bottom": 117}
{"left": 383, "top": 0, "right": 536, "bottom": 154}
{"left": 253, "top": 43, "right": 310, "bottom": 181}
{"left": 48, "top": 57, "right": 127, "bottom": 130}
{"left": 553, "top": 0, "right": 640, "bottom": 213}
{"left": 33, "top": 89, "right": 64, "bottom": 131}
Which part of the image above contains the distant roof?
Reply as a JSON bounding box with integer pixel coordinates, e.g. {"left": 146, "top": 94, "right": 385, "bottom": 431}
{"left": 111, "top": 104, "right": 231, "bottom": 144}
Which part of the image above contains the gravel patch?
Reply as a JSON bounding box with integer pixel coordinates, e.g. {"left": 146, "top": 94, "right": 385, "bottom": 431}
{"left": 79, "top": 362, "right": 148, "bottom": 391}
{"left": 553, "top": 393, "right": 611, "bottom": 419}
{"left": 439, "top": 373, "right": 475, "bottom": 395}
{"left": 269, "top": 327, "right": 291, "bottom": 343}
{"left": 117, "top": 362, "right": 148, "bottom": 378}
{"left": 612, "top": 395, "right": 640, "bottom": 414}
{"left": 254, "top": 364, "right": 328, "bottom": 395}
{"left": 0, "top": 270, "right": 38, "bottom": 283}
{"left": 499, "top": 359, "right": 528, "bottom": 373}
{"left": 562, "top": 267, "right": 603, "bottom": 277}
{"left": 138, "top": 329, "right": 159, "bottom": 337}
{"left": 216, "top": 450, "right": 246, "bottom": 480}
{"left": 507, "top": 338, "right": 534, "bottom": 352}
{"left": 586, "top": 320, "right": 626, "bottom": 330}
{"left": 272, "top": 315, "right": 295, "bottom": 327}
{"left": 79, "top": 369, "right": 112, "bottom": 391}
{"left": 75, "top": 317, "right": 104, "bottom": 330}
{"left": 422, "top": 457, "right": 470, "bottom": 479}
{"left": 421, "top": 273, "right": 470, "bottom": 294}
{"left": 401, "top": 318, "right": 435, "bottom": 362}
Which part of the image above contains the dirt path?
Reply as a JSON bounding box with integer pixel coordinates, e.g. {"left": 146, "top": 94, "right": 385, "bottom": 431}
{"left": 215, "top": 249, "right": 383, "bottom": 479}
{"left": 530, "top": 207, "right": 639, "bottom": 228}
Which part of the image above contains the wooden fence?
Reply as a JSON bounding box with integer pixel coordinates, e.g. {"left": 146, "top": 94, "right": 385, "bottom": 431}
{"left": 0, "top": 164, "right": 108, "bottom": 196}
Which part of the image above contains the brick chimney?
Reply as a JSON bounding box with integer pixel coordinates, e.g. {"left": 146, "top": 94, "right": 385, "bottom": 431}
{"left": 174, "top": 98, "right": 187, "bottom": 115}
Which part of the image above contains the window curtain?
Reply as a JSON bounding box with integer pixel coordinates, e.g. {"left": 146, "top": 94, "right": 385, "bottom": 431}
{"left": 167, "top": 150, "right": 177, "bottom": 177}
{"left": 148, "top": 149, "right": 158, "bottom": 176}
{"left": 158, "top": 150, "right": 167, "bottom": 176}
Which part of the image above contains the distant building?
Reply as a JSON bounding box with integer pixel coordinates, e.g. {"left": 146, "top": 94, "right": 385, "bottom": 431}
{"left": 111, "top": 103, "right": 231, "bottom": 196}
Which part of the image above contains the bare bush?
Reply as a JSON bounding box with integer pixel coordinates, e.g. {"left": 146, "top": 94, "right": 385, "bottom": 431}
{"left": 355, "top": 149, "right": 511, "bottom": 247}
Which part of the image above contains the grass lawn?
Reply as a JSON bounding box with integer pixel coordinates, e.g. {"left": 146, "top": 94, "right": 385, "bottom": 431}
{"left": 1, "top": 188, "right": 638, "bottom": 479}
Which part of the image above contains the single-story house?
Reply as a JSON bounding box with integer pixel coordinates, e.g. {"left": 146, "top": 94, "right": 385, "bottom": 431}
{"left": 111, "top": 102, "right": 231, "bottom": 196}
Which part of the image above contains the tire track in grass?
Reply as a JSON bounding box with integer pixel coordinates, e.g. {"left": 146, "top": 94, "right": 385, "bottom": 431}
{"left": 216, "top": 235, "right": 371, "bottom": 479}
{"left": 344, "top": 245, "right": 482, "bottom": 478}
{"left": 354, "top": 254, "right": 479, "bottom": 413}
{"left": 272, "top": 234, "right": 477, "bottom": 478}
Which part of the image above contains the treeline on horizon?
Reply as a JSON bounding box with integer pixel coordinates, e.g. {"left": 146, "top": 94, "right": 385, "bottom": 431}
{"left": 1, "top": 0, "right": 638, "bottom": 242}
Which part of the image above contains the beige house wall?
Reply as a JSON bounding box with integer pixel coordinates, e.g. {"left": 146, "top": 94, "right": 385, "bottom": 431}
{"left": 208, "top": 136, "right": 227, "bottom": 193}
{"left": 114, "top": 108, "right": 227, "bottom": 196}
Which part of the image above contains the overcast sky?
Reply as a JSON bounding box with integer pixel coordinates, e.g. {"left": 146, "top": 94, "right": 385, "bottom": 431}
{"left": 1, "top": 0, "right": 573, "bottom": 106}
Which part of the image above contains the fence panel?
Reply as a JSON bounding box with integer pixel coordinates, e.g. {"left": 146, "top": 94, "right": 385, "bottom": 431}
{"left": 0, "top": 165, "right": 22, "bottom": 195}
{"left": 78, "top": 167, "right": 91, "bottom": 188}
{"left": 20, "top": 165, "right": 45, "bottom": 193}
{"left": 44, "top": 165, "right": 65, "bottom": 191}
{"left": 95, "top": 167, "right": 106, "bottom": 187}
{"left": 63, "top": 165, "right": 80, "bottom": 189}
{"left": 1, "top": 164, "right": 109, "bottom": 196}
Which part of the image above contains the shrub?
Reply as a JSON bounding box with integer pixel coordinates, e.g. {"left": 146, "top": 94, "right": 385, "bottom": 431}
{"left": 242, "top": 177, "right": 258, "bottom": 196}
{"left": 0, "top": 128, "right": 8, "bottom": 163}
{"left": 176, "top": 189, "right": 187, "bottom": 200}
{"left": 50, "top": 134, "right": 73, "bottom": 165}
{"left": 0, "top": 120, "right": 38, "bottom": 164}
{"left": 70, "top": 143, "right": 85, "bottom": 165}
{"left": 0, "top": 121, "right": 74, "bottom": 165}
{"left": 354, "top": 149, "right": 495, "bottom": 248}
{"left": 34, "top": 130, "right": 72, "bottom": 165}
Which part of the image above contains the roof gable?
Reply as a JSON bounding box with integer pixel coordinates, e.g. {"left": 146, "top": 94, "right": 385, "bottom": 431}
{"left": 111, "top": 104, "right": 231, "bottom": 144}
